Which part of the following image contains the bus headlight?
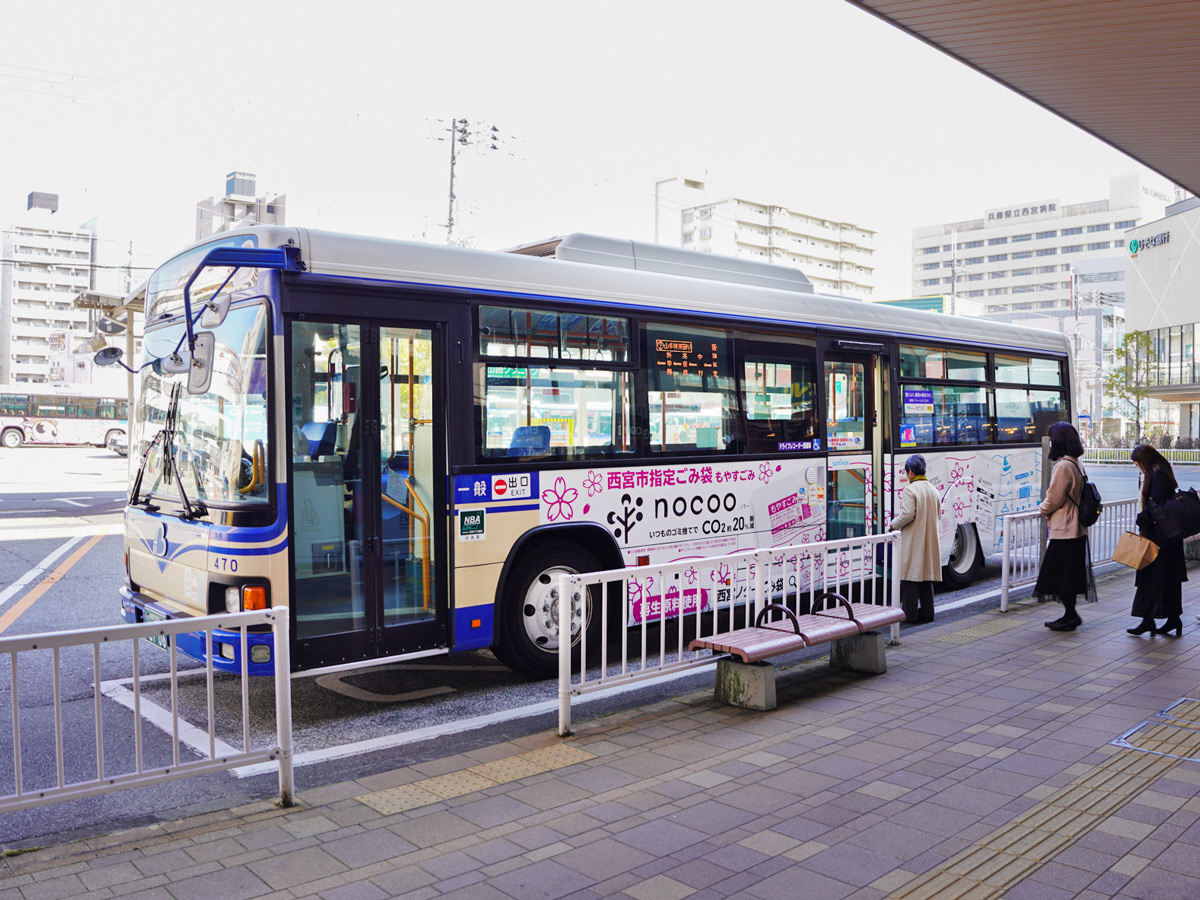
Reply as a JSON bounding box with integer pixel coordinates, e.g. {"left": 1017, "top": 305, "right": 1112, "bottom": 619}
{"left": 225, "top": 585, "right": 269, "bottom": 612}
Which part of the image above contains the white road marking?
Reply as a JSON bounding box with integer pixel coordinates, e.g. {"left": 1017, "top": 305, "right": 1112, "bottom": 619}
{"left": 0, "top": 535, "right": 84, "bottom": 612}
{"left": 100, "top": 677, "right": 243, "bottom": 762}
{"left": 50, "top": 497, "right": 92, "bottom": 507}
{"left": 232, "top": 665, "right": 709, "bottom": 778}
{"left": 315, "top": 673, "right": 457, "bottom": 703}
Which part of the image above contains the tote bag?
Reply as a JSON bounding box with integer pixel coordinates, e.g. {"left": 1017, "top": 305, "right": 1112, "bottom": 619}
{"left": 1113, "top": 531, "right": 1159, "bottom": 570}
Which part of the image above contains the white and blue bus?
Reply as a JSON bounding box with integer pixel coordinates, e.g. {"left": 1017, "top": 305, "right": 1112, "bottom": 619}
{"left": 111, "top": 228, "right": 1073, "bottom": 678}
{"left": 0, "top": 384, "right": 127, "bottom": 450}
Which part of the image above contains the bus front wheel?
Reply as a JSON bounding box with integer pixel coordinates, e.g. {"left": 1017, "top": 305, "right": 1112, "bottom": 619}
{"left": 1, "top": 429, "right": 22, "bottom": 449}
{"left": 942, "top": 523, "right": 984, "bottom": 587}
{"left": 494, "top": 542, "right": 600, "bottom": 679}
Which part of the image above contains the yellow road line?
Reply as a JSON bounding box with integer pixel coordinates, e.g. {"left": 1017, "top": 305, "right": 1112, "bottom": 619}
{"left": 0, "top": 534, "right": 105, "bottom": 635}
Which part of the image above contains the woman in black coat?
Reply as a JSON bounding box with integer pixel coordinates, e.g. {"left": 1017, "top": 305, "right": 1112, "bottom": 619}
{"left": 1129, "top": 444, "right": 1187, "bottom": 636}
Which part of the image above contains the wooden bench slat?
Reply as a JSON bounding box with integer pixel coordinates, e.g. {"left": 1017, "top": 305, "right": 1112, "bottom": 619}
{"left": 814, "top": 602, "right": 905, "bottom": 631}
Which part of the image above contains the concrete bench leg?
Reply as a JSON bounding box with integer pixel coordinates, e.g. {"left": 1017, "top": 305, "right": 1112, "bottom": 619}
{"left": 715, "top": 659, "right": 777, "bottom": 710}
{"left": 830, "top": 631, "right": 888, "bottom": 675}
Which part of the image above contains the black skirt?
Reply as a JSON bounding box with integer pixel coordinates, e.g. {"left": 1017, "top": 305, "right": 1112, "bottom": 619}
{"left": 1035, "top": 536, "right": 1098, "bottom": 604}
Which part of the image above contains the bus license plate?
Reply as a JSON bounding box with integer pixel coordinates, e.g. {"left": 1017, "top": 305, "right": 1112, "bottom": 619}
{"left": 144, "top": 608, "right": 170, "bottom": 651}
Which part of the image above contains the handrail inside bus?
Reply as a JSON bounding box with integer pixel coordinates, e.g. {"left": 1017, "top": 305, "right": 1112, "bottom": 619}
{"left": 238, "top": 440, "right": 265, "bottom": 495}
{"left": 382, "top": 491, "right": 432, "bottom": 611}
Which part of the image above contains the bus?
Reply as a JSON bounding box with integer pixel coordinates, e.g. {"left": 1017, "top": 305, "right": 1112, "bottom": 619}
{"left": 112, "top": 228, "right": 1072, "bottom": 678}
{"left": 0, "top": 384, "right": 128, "bottom": 449}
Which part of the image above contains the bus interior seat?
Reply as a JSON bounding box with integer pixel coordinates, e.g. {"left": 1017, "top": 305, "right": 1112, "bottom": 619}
{"left": 301, "top": 422, "right": 338, "bottom": 459}
{"left": 507, "top": 425, "right": 551, "bottom": 457}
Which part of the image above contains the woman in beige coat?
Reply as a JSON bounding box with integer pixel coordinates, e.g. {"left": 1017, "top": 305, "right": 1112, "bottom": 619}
{"left": 1036, "top": 421, "right": 1096, "bottom": 631}
{"left": 888, "top": 454, "right": 943, "bottom": 624}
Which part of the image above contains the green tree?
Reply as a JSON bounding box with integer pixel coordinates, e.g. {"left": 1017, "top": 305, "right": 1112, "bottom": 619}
{"left": 1103, "top": 331, "right": 1156, "bottom": 441}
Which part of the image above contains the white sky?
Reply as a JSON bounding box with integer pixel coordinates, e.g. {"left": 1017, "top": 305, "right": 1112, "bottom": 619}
{"left": 0, "top": 0, "right": 1172, "bottom": 299}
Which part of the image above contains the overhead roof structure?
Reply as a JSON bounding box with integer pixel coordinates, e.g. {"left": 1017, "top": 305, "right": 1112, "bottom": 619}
{"left": 846, "top": 0, "right": 1200, "bottom": 197}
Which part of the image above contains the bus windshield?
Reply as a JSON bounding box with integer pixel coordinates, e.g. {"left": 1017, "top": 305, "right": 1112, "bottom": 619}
{"left": 135, "top": 303, "right": 271, "bottom": 507}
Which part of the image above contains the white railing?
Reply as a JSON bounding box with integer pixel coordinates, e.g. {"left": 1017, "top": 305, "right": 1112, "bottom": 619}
{"left": 1085, "top": 448, "right": 1200, "bottom": 465}
{"left": 0, "top": 610, "right": 293, "bottom": 814}
{"left": 557, "top": 531, "right": 901, "bottom": 735}
{"left": 1000, "top": 497, "right": 1139, "bottom": 611}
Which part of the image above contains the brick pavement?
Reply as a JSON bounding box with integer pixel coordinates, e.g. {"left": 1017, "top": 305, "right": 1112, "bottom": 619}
{"left": 3, "top": 564, "right": 1200, "bottom": 900}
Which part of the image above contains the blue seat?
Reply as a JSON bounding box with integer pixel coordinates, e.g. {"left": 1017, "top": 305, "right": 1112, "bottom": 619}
{"left": 507, "top": 425, "right": 551, "bottom": 457}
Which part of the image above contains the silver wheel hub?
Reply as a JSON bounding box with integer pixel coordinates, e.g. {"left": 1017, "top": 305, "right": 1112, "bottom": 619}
{"left": 521, "top": 566, "right": 589, "bottom": 652}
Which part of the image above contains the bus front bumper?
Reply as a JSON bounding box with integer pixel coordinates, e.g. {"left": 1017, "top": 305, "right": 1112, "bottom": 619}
{"left": 120, "top": 587, "right": 279, "bottom": 677}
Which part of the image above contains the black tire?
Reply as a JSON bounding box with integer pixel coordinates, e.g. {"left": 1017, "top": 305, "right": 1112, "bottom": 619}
{"left": 492, "top": 541, "right": 602, "bottom": 679}
{"left": 103, "top": 429, "right": 123, "bottom": 449}
{"left": 941, "top": 523, "right": 984, "bottom": 587}
{"left": 1, "top": 428, "right": 22, "bottom": 449}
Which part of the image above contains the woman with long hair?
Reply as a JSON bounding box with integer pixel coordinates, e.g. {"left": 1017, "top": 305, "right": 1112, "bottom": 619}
{"left": 1128, "top": 444, "right": 1187, "bottom": 636}
{"left": 1036, "top": 421, "right": 1097, "bottom": 630}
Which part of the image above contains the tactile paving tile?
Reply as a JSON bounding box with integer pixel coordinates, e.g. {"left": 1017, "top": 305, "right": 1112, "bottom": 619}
{"left": 887, "top": 746, "right": 1180, "bottom": 899}
{"left": 355, "top": 743, "right": 595, "bottom": 816}
{"left": 1156, "top": 697, "right": 1200, "bottom": 726}
{"left": 1113, "top": 720, "right": 1200, "bottom": 761}
{"left": 931, "top": 616, "right": 1028, "bottom": 644}
{"left": 467, "top": 755, "right": 551, "bottom": 783}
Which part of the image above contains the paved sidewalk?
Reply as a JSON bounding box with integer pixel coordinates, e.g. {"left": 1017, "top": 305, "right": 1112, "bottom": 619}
{"left": 4, "top": 565, "right": 1200, "bottom": 900}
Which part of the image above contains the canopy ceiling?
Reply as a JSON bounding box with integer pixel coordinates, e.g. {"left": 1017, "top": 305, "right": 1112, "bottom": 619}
{"left": 846, "top": 0, "right": 1200, "bottom": 197}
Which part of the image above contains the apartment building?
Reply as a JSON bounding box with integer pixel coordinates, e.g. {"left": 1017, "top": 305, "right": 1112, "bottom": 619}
{"left": 676, "top": 194, "right": 876, "bottom": 299}
{"left": 0, "top": 195, "right": 94, "bottom": 383}
{"left": 911, "top": 173, "right": 1167, "bottom": 316}
{"left": 196, "top": 171, "right": 286, "bottom": 240}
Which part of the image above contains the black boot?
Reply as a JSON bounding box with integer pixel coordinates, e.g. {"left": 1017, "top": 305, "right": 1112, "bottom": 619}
{"left": 1127, "top": 617, "right": 1156, "bottom": 635}
{"left": 1154, "top": 617, "right": 1183, "bottom": 637}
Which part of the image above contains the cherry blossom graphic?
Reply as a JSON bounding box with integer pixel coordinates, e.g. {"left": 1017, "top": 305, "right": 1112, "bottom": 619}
{"left": 710, "top": 562, "right": 732, "bottom": 586}
{"left": 583, "top": 470, "right": 604, "bottom": 497}
{"left": 684, "top": 566, "right": 698, "bottom": 585}
{"left": 758, "top": 462, "right": 782, "bottom": 484}
{"left": 541, "top": 476, "right": 578, "bottom": 522}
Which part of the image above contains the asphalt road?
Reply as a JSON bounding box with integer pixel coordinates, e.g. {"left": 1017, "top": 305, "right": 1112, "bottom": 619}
{"left": 0, "top": 449, "right": 1181, "bottom": 848}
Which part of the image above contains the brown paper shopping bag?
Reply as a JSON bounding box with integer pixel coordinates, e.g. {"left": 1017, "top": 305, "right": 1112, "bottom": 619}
{"left": 1113, "top": 531, "right": 1159, "bottom": 570}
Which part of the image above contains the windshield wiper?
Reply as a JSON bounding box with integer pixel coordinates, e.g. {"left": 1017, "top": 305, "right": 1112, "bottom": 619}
{"left": 128, "top": 381, "right": 207, "bottom": 520}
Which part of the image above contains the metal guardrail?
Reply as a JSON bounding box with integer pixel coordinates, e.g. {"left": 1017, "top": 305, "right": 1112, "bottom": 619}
{"left": 557, "top": 531, "right": 901, "bottom": 735}
{"left": 1085, "top": 448, "right": 1200, "bottom": 464}
{"left": 0, "top": 610, "right": 293, "bottom": 814}
{"left": 999, "top": 497, "right": 1139, "bottom": 611}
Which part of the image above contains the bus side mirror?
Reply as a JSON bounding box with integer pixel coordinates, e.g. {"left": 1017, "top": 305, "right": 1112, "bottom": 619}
{"left": 93, "top": 346, "right": 124, "bottom": 367}
{"left": 187, "top": 332, "right": 216, "bottom": 395}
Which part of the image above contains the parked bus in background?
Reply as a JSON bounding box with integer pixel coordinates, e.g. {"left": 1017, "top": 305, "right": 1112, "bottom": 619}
{"left": 109, "top": 228, "right": 1073, "bottom": 679}
{"left": 0, "top": 384, "right": 128, "bottom": 449}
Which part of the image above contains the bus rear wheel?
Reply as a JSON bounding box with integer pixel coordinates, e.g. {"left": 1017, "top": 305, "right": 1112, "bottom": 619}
{"left": 493, "top": 542, "right": 600, "bottom": 679}
{"left": 1, "top": 429, "right": 22, "bottom": 449}
{"left": 942, "top": 523, "right": 984, "bottom": 587}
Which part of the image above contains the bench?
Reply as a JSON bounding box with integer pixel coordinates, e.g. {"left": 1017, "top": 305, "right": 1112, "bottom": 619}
{"left": 688, "top": 591, "right": 906, "bottom": 710}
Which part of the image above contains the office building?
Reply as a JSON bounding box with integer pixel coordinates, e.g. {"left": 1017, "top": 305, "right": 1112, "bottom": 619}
{"left": 196, "top": 172, "right": 286, "bottom": 240}
{"left": 664, "top": 181, "right": 876, "bottom": 299}
{"left": 1124, "top": 195, "right": 1200, "bottom": 442}
{"left": 0, "top": 194, "right": 94, "bottom": 383}
{"left": 911, "top": 173, "right": 1168, "bottom": 316}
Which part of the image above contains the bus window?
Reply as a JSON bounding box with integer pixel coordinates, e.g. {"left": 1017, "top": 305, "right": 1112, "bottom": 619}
{"left": 900, "top": 384, "right": 989, "bottom": 446}
{"left": 480, "top": 366, "right": 631, "bottom": 458}
{"left": 737, "top": 332, "right": 817, "bottom": 452}
{"left": 825, "top": 360, "right": 866, "bottom": 451}
{"left": 901, "top": 344, "right": 985, "bottom": 381}
{"left": 645, "top": 323, "right": 734, "bottom": 453}
{"left": 480, "top": 306, "right": 630, "bottom": 363}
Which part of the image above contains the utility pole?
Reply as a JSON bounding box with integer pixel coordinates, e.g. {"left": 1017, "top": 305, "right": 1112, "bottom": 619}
{"left": 443, "top": 117, "right": 502, "bottom": 243}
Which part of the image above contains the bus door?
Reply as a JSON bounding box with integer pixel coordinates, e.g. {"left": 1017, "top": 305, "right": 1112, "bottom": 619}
{"left": 822, "top": 346, "right": 885, "bottom": 541}
{"left": 288, "top": 313, "right": 447, "bottom": 671}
